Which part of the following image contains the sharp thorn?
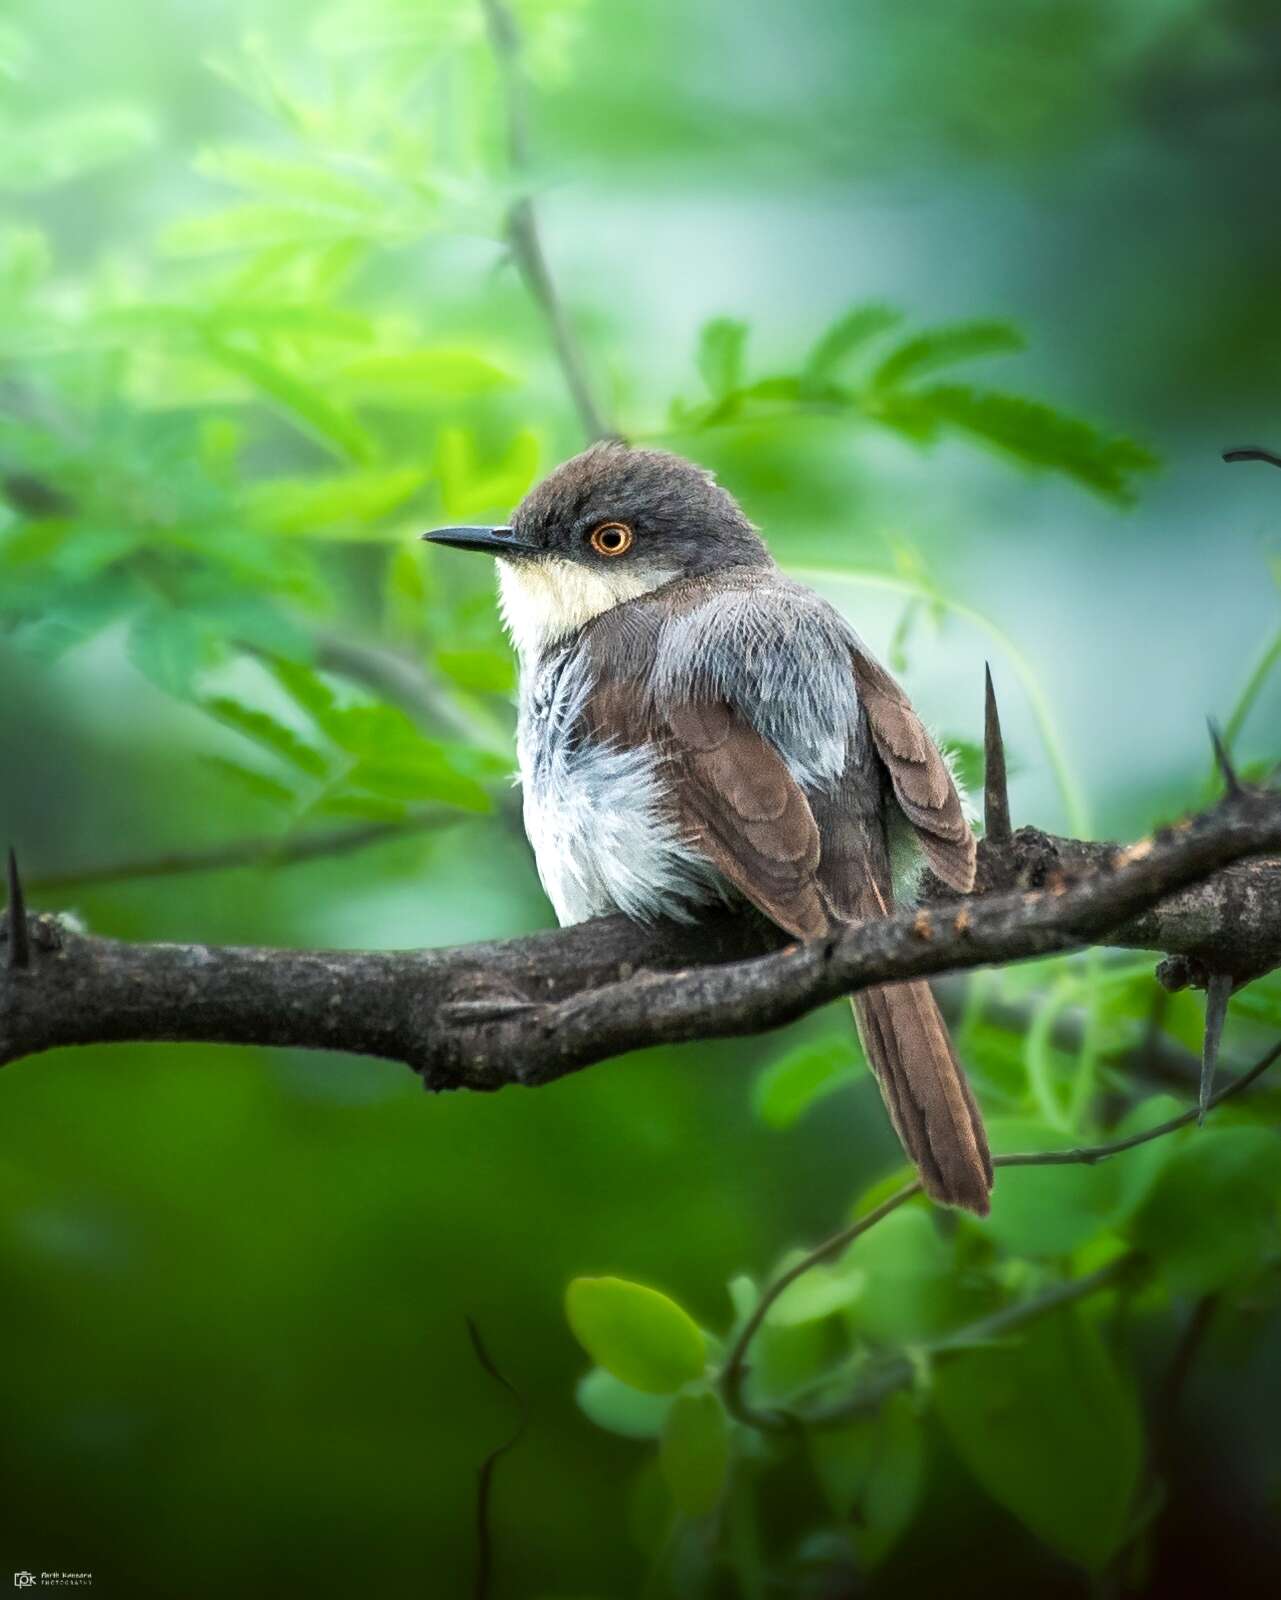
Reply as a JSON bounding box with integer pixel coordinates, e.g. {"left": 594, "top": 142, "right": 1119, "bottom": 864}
{"left": 1198, "top": 972, "right": 1232, "bottom": 1125}
{"left": 1222, "top": 446, "right": 1281, "bottom": 469}
{"left": 6, "top": 846, "right": 30, "bottom": 970}
{"left": 1207, "top": 719, "right": 1241, "bottom": 797}
{"left": 983, "top": 662, "right": 1013, "bottom": 847}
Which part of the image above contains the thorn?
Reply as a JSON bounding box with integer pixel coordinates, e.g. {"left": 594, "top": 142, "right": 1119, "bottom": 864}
{"left": 1199, "top": 972, "right": 1232, "bottom": 1125}
{"left": 1222, "top": 447, "right": 1281, "bottom": 469}
{"left": 5, "top": 846, "right": 30, "bottom": 970}
{"left": 1207, "top": 719, "right": 1241, "bottom": 797}
{"left": 983, "top": 663, "right": 1013, "bottom": 847}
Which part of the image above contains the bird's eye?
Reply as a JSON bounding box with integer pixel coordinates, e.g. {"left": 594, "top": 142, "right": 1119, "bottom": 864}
{"left": 589, "top": 521, "right": 633, "bottom": 557}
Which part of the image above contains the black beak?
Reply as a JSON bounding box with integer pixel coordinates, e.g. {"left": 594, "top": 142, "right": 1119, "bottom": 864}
{"left": 420, "top": 524, "right": 539, "bottom": 557}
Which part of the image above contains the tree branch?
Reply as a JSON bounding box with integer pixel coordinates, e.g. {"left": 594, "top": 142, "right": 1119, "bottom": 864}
{"left": 3, "top": 787, "right": 1280, "bottom": 1079}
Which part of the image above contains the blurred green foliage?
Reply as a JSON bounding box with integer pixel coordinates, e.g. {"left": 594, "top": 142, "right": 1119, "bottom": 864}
{"left": 2, "top": 0, "right": 1281, "bottom": 1596}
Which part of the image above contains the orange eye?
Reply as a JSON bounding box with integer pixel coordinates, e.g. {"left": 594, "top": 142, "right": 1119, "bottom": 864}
{"left": 589, "top": 521, "right": 633, "bottom": 557}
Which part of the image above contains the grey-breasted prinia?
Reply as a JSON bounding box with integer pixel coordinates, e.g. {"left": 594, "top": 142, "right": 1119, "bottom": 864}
{"left": 424, "top": 442, "right": 992, "bottom": 1213}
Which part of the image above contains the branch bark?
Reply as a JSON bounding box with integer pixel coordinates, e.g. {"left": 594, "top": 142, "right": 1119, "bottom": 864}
{"left": 4, "top": 788, "right": 1279, "bottom": 1081}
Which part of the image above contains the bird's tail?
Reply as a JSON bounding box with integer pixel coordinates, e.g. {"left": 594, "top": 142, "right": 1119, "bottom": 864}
{"left": 851, "top": 982, "right": 993, "bottom": 1215}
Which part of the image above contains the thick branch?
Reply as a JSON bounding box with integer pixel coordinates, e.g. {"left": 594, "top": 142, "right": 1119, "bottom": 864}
{"left": 3, "top": 789, "right": 1279, "bottom": 1079}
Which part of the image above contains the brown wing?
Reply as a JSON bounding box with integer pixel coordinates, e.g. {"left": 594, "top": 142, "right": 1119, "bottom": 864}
{"left": 850, "top": 646, "right": 976, "bottom": 893}
{"left": 666, "top": 700, "right": 831, "bottom": 939}
{"left": 585, "top": 681, "right": 831, "bottom": 940}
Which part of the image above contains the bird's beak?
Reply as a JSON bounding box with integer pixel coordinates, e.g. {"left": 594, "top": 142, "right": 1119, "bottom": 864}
{"left": 420, "top": 524, "right": 539, "bottom": 557}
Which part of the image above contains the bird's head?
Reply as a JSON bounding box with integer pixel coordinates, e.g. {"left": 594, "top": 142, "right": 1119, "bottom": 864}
{"left": 422, "top": 441, "right": 768, "bottom": 656}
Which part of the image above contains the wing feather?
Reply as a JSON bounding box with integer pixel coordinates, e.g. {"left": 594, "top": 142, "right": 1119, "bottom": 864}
{"left": 850, "top": 647, "right": 976, "bottom": 892}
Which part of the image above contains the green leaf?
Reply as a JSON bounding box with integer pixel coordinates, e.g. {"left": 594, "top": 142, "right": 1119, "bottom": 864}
{"left": 911, "top": 385, "right": 1157, "bottom": 504}
{"left": 696, "top": 318, "right": 748, "bottom": 400}
{"left": 1107, "top": 1094, "right": 1188, "bottom": 1219}
{"left": 247, "top": 467, "right": 428, "bottom": 536}
{"left": 335, "top": 348, "right": 513, "bottom": 403}
{"left": 314, "top": 792, "right": 408, "bottom": 822}
{"left": 435, "top": 648, "right": 516, "bottom": 696}
{"left": 163, "top": 201, "right": 404, "bottom": 256}
{"left": 736, "top": 375, "right": 805, "bottom": 403}
{"left": 436, "top": 428, "right": 540, "bottom": 521}
{"left": 565, "top": 1276, "right": 706, "bottom": 1395}
{"left": 0, "top": 225, "right": 50, "bottom": 297}
{"left": 127, "top": 607, "right": 218, "bottom": 698}
{"left": 805, "top": 304, "right": 902, "bottom": 382}
{"left": 0, "top": 104, "right": 155, "bottom": 193}
{"left": 576, "top": 1368, "right": 673, "bottom": 1439}
{"left": 766, "top": 1260, "right": 865, "bottom": 1328}
{"left": 5, "top": 574, "right": 138, "bottom": 661}
{"left": 984, "top": 1117, "right": 1120, "bottom": 1257}
{"left": 203, "top": 696, "right": 328, "bottom": 777}
{"left": 750, "top": 1318, "right": 835, "bottom": 1404}
{"left": 203, "top": 336, "right": 376, "bottom": 463}
{"left": 103, "top": 300, "right": 375, "bottom": 345}
{"left": 1129, "top": 1126, "right": 1280, "bottom": 1295}
{"left": 201, "top": 756, "right": 296, "bottom": 810}
{"left": 194, "top": 146, "right": 385, "bottom": 214}
{"left": 347, "top": 751, "right": 490, "bottom": 812}
{"left": 262, "top": 657, "right": 338, "bottom": 724}
{"left": 752, "top": 1039, "right": 856, "bottom": 1129}
{"left": 871, "top": 320, "right": 1025, "bottom": 390}
{"left": 809, "top": 1391, "right": 924, "bottom": 1568}
{"left": 846, "top": 1208, "right": 959, "bottom": 1344}
{"left": 935, "top": 1306, "right": 1142, "bottom": 1572}
{"left": 660, "top": 1392, "right": 729, "bottom": 1519}
{"left": 627, "top": 1458, "right": 676, "bottom": 1557}
{"left": 0, "top": 20, "right": 32, "bottom": 82}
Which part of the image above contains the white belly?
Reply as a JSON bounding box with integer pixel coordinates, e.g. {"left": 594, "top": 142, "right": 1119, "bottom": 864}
{"left": 516, "top": 653, "right": 726, "bottom": 927}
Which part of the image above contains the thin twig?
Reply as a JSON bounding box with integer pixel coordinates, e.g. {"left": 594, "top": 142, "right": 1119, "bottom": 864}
{"left": 26, "top": 811, "right": 460, "bottom": 895}
{"left": 466, "top": 1316, "right": 528, "bottom": 1600}
{"left": 996, "top": 1036, "right": 1281, "bottom": 1166}
{"left": 807, "top": 1252, "right": 1141, "bottom": 1430}
{"left": 721, "top": 1181, "right": 922, "bottom": 1430}
{"left": 1223, "top": 447, "right": 1281, "bottom": 468}
{"left": 479, "top": 0, "right": 613, "bottom": 443}
{"left": 720, "top": 1036, "right": 1281, "bottom": 1430}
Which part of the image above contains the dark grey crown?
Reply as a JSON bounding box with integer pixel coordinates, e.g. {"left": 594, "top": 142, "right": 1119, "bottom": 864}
{"left": 511, "top": 441, "right": 769, "bottom": 573}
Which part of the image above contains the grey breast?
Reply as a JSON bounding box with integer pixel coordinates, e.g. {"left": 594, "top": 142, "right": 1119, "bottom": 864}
{"left": 516, "top": 637, "right": 727, "bottom": 928}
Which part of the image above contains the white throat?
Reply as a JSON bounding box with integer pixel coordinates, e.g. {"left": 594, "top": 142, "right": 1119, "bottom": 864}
{"left": 497, "top": 556, "right": 676, "bottom": 660}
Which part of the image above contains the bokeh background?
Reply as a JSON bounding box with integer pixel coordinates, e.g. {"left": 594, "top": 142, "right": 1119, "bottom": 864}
{"left": 2, "top": 0, "right": 1280, "bottom": 1595}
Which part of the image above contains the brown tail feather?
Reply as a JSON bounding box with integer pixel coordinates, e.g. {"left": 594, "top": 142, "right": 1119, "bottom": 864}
{"left": 851, "top": 982, "right": 993, "bottom": 1215}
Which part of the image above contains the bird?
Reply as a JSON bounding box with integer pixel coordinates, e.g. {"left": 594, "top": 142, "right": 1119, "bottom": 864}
{"left": 424, "top": 441, "right": 993, "bottom": 1214}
